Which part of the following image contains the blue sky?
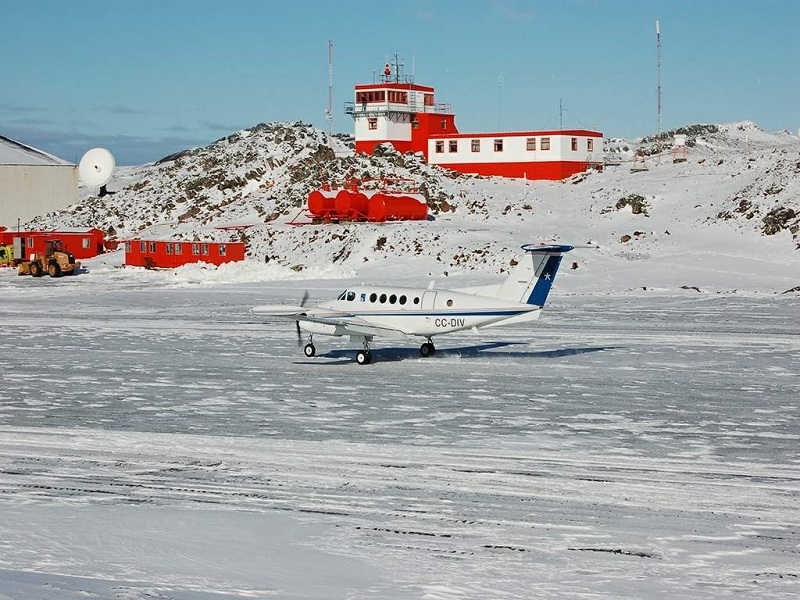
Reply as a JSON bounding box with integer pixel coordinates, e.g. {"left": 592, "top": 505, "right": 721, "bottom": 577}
{"left": 3, "top": 0, "right": 798, "bottom": 165}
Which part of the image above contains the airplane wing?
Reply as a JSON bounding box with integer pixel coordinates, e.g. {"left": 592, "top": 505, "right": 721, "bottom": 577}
{"left": 298, "top": 313, "right": 412, "bottom": 339}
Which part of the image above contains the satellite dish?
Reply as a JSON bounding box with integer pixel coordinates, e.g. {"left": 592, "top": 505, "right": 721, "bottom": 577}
{"left": 79, "top": 147, "right": 116, "bottom": 196}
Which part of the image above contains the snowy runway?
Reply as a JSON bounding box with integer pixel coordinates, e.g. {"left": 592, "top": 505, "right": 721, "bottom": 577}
{"left": 1, "top": 276, "right": 798, "bottom": 598}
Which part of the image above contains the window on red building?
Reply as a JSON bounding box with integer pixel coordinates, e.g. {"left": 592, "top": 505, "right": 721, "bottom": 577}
{"left": 449, "top": 140, "right": 458, "bottom": 153}
{"left": 192, "top": 243, "right": 200, "bottom": 256}
{"left": 571, "top": 138, "right": 578, "bottom": 151}
{"left": 587, "top": 139, "right": 594, "bottom": 152}
{"left": 471, "top": 139, "right": 480, "bottom": 152}
{"left": 175, "top": 243, "right": 182, "bottom": 255}
{"left": 494, "top": 139, "right": 504, "bottom": 152}
{"left": 368, "top": 117, "right": 377, "bottom": 130}
{"left": 166, "top": 243, "right": 173, "bottom": 255}
{"left": 149, "top": 242, "right": 157, "bottom": 253}
{"left": 435, "top": 140, "right": 445, "bottom": 153}
{"left": 541, "top": 137, "right": 551, "bottom": 150}
{"left": 526, "top": 138, "right": 536, "bottom": 151}
{"left": 219, "top": 244, "right": 227, "bottom": 256}
{"left": 201, "top": 244, "right": 209, "bottom": 255}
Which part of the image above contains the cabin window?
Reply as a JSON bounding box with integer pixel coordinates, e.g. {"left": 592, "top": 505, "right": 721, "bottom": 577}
{"left": 192, "top": 243, "right": 200, "bottom": 255}
{"left": 399, "top": 295, "right": 407, "bottom": 305}
{"left": 346, "top": 291, "right": 356, "bottom": 301}
{"left": 379, "top": 293, "right": 387, "bottom": 304}
{"left": 218, "top": 244, "right": 226, "bottom": 256}
{"left": 435, "top": 140, "right": 444, "bottom": 153}
{"left": 587, "top": 139, "right": 594, "bottom": 152}
{"left": 368, "top": 117, "right": 377, "bottom": 130}
{"left": 413, "top": 297, "right": 420, "bottom": 305}
{"left": 571, "top": 137, "right": 578, "bottom": 151}
{"left": 541, "top": 137, "right": 551, "bottom": 150}
{"left": 446, "top": 299, "right": 453, "bottom": 307}
{"left": 166, "top": 243, "right": 173, "bottom": 255}
{"left": 471, "top": 139, "right": 480, "bottom": 152}
{"left": 370, "top": 293, "right": 377, "bottom": 302}
{"left": 449, "top": 140, "right": 458, "bottom": 153}
{"left": 140, "top": 241, "right": 146, "bottom": 252}
{"left": 494, "top": 139, "right": 503, "bottom": 152}
{"left": 82, "top": 237, "right": 91, "bottom": 249}
{"left": 526, "top": 137, "right": 536, "bottom": 151}
{"left": 201, "top": 244, "right": 209, "bottom": 255}
{"left": 175, "top": 243, "right": 182, "bottom": 255}
{"left": 149, "top": 242, "right": 157, "bottom": 253}
{"left": 389, "top": 294, "right": 397, "bottom": 304}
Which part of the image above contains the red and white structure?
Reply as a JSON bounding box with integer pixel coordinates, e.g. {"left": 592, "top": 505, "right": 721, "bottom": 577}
{"left": 345, "top": 60, "right": 603, "bottom": 180}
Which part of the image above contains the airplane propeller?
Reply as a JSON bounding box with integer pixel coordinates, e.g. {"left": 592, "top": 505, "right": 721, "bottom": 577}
{"left": 295, "top": 291, "right": 309, "bottom": 345}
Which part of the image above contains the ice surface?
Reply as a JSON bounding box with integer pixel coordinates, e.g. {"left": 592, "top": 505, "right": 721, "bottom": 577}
{"left": 0, "top": 264, "right": 798, "bottom": 598}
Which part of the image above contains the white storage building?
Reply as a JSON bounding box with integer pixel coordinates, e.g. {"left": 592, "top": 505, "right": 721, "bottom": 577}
{"left": 0, "top": 136, "right": 78, "bottom": 228}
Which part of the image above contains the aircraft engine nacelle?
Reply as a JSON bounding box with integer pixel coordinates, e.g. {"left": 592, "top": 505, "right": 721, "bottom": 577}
{"left": 299, "top": 321, "right": 342, "bottom": 336}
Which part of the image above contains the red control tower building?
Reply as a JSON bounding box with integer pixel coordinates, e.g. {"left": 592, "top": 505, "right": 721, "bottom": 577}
{"left": 345, "top": 59, "right": 603, "bottom": 180}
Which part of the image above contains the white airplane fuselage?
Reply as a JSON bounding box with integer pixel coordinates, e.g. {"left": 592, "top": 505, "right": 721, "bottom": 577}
{"left": 304, "top": 285, "right": 541, "bottom": 338}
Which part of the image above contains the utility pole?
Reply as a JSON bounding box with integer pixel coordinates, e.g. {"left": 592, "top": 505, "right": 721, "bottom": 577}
{"left": 326, "top": 40, "right": 334, "bottom": 144}
{"left": 656, "top": 20, "right": 662, "bottom": 159}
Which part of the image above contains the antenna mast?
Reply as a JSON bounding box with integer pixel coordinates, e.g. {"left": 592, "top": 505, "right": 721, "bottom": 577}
{"left": 656, "top": 20, "right": 662, "bottom": 157}
{"left": 326, "top": 40, "right": 334, "bottom": 143}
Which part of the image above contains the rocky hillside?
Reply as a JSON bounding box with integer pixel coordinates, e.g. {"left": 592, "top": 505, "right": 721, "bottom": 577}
{"left": 27, "top": 119, "right": 800, "bottom": 291}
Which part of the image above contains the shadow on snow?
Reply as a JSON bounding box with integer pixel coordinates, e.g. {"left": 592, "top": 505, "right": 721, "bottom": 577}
{"left": 292, "top": 342, "right": 618, "bottom": 364}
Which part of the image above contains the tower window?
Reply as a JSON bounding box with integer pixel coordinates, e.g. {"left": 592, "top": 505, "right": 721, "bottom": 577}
{"left": 587, "top": 139, "right": 594, "bottom": 152}
{"left": 449, "top": 140, "right": 458, "bottom": 153}
{"left": 471, "top": 139, "right": 480, "bottom": 152}
{"left": 571, "top": 137, "right": 578, "bottom": 151}
{"left": 541, "top": 137, "right": 551, "bottom": 151}
{"left": 368, "top": 117, "right": 377, "bottom": 130}
{"left": 494, "top": 139, "right": 503, "bottom": 152}
{"left": 435, "top": 140, "right": 445, "bottom": 153}
{"left": 526, "top": 137, "right": 536, "bottom": 151}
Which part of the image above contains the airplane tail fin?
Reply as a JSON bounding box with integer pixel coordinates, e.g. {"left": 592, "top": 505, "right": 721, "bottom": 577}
{"left": 494, "top": 244, "right": 574, "bottom": 306}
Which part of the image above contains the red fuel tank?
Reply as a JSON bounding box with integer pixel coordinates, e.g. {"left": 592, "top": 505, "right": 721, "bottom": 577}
{"left": 307, "top": 189, "right": 338, "bottom": 217}
{"left": 367, "top": 193, "right": 428, "bottom": 222}
{"left": 334, "top": 189, "right": 370, "bottom": 220}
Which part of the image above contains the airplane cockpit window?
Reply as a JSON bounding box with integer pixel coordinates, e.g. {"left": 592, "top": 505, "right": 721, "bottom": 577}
{"left": 337, "top": 290, "right": 347, "bottom": 300}
{"left": 370, "top": 292, "right": 377, "bottom": 302}
{"left": 360, "top": 293, "right": 366, "bottom": 302}
{"left": 346, "top": 291, "right": 356, "bottom": 301}
{"left": 389, "top": 294, "right": 397, "bottom": 304}
{"left": 399, "top": 295, "right": 407, "bottom": 305}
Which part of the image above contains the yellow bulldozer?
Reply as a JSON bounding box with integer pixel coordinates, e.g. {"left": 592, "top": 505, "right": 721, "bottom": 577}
{"left": 18, "top": 239, "right": 80, "bottom": 277}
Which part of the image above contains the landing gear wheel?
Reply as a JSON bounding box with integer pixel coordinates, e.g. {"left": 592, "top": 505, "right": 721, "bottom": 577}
{"left": 303, "top": 342, "right": 316, "bottom": 357}
{"left": 356, "top": 350, "right": 372, "bottom": 365}
{"left": 420, "top": 342, "right": 436, "bottom": 357}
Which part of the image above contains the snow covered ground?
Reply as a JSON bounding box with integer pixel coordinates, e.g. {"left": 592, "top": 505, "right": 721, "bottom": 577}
{"left": 1, "top": 257, "right": 798, "bottom": 599}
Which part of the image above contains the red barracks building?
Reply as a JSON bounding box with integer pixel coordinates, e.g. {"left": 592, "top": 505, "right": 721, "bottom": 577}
{"left": 0, "top": 227, "right": 106, "bottom": 260}
{"left": 345, "top": 61, "right": 603, "bottom": 180}
{"left": 125, "top": 239, "right": 245, "bottom": 269}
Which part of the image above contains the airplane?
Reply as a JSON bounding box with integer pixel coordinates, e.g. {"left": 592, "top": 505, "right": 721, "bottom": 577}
{"left": 252, "top": 243, "right": 579, "bottom": 365}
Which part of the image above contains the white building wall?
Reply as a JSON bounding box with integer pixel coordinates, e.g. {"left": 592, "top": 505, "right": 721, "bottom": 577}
{"left": 0, "top": 165, "right": 79, "bottom": 227}
{"left": 427, "top": 133, "right": 601, "bottom": 165}
{"left": 354, "top": 114, "right": 411, "bottom": 143}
